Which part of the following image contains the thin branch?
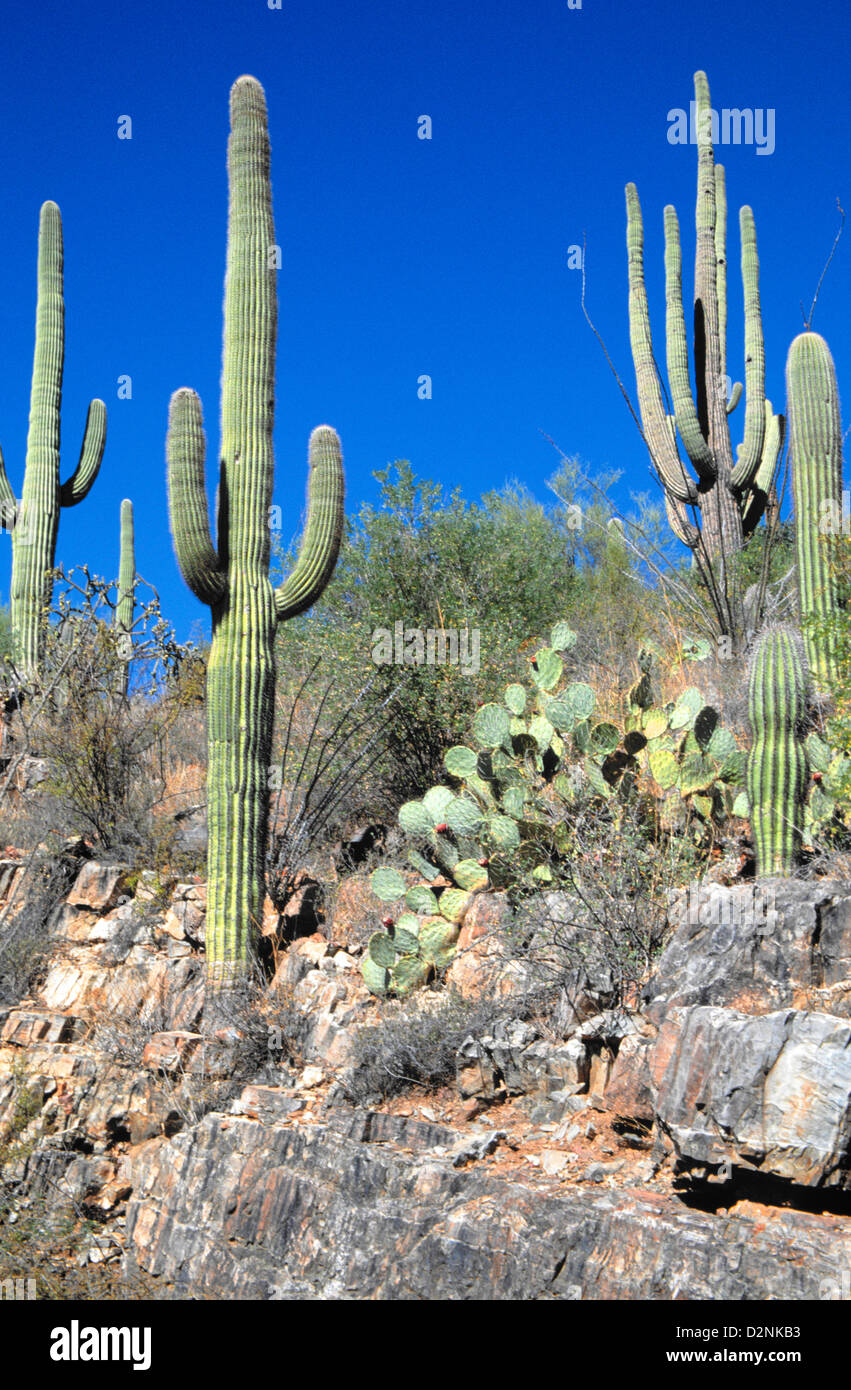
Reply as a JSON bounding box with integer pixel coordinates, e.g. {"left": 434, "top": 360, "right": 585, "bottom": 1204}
{"left": 805, "top": 199, "right": 845, "bottom": 330}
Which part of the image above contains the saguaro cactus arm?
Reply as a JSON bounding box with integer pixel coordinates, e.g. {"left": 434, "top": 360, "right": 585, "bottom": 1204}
{"left": 115, "top": 498, "right": 136, "bottom": 634}
{"left": 741, "top": 402, "right": 785, "bottom": 537}
{"left": 730, "top": 207, "right": 766, "bottom": 489}
{"left": 664, "top": 205, "right": 714, "bottom": 479}
{"left": 59, "top": 398, "right": 107, "bottom": 506}
{"left": 627, "top": 183, "right": 698, "bottom": 505}
{"left": 274, "top": 425, "right": 345, "bottom": 622}
{"left": 0, "top": 448, "right": 17, "bottom": 530}
{"left": 167, "top": 389, "right": 227, "bottom": 606}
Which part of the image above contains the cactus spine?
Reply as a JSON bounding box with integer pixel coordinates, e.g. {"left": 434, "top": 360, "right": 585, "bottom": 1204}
{"left": 115, "top": 499, "right": 135, "bottom": 695}
{"left": 0, "top": 202, "right": 106, "bottom": 680}
{"left": 787, "top": 331, "right": 843, "bottom": 687}
{"left": 626, "top": 72, "right": 784, "bottom": 643}
{"left": 167, "top": 76, "right": 344, "bottom": 996}
{"left": 746, "top": 628, "right": 809, "bottom": 876}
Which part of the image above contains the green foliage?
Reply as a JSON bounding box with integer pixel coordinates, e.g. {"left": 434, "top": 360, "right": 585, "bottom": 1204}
{"left": 274, "top": 461, "right": 584, "bottom": 796}
{"left": 362, "top": 620, "right": 750, "bottom": 998}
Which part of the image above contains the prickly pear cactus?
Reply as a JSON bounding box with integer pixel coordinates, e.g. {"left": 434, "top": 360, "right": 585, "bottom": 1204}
{"left": 364, "top": 620, "right": 750, "bottom": 964}
{"left": 361, "top": 873, "right": 462, "bottom": 996}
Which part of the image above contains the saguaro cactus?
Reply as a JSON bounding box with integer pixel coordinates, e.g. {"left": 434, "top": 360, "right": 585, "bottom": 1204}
{"left": 746, "top": 628, "right": 809, "bottom": 876}
{"left": 787, "top": 331, "right": 843, "bottom": 688}
{"left": 0, "top": 201, "right": 106, "bottom": 680}
{"left": 626, "top": 71, "right": 784, "bottom": 641}
{"left": 167, "top": 76, "right": 344, "bottom": 995}
{"left": 115, "top": 499, "right": 135, "bottom": 696}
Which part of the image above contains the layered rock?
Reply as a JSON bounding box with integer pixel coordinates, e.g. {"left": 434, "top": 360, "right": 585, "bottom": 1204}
{"left": 609, "top": 879, "right": 851, "bottom": 1188}
{"left": 5, "top": 863, "right": 851, "bottom": 1300}
{"left": 123, "top": 1099, "right": 851, "bottom": 1301}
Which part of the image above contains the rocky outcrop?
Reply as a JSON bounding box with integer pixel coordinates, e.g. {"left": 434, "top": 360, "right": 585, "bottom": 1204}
{"left": 644, "top": 879, "right": 851, "bottom": 1020}
{"left": 5, "top": 865, "right": 851, "bottom": 1300}
{"left": 609, "top": 879, "right": 851, "bottom": 1189}
{"left": 122, "top": 1098, "right": 851, "bottom": 1300}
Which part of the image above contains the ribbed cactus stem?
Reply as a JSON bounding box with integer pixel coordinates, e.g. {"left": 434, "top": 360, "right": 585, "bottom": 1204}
{"left": 115, "top": 499, "right": 135, "bottom": 696}
{"left": 625, "top": 72, "right": 782, "bottom": 646}
{"left": 0, "top": 202, "right": 106, "bottom": 680}
{"left": 167, "top": 76, "right": 344, "bottom": 998}
{"left": 746, "top": 628, "right": 809, "bottom": 877}
{"left": 787, "top": 331, "right": 843, "bottom": 687}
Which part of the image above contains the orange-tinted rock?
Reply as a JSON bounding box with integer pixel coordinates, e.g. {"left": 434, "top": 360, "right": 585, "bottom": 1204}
{"left": 67, "top": 861, "right": 131, "bottom": 913}
{"left": 142, "top": 1031, "right": 203, "bottom": 1073}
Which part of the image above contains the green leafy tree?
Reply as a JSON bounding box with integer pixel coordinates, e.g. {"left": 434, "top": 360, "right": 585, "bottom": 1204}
{"left": 274, "top": 461, "right": 585, "bottom": 799}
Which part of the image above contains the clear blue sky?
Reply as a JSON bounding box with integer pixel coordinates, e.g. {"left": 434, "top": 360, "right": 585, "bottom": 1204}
{"left": 0, "top": 0, "right": 847, "bottom": 642}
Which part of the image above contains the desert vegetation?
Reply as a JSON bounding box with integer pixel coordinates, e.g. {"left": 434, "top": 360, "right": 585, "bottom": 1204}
{"left": 0, "top": 68, "right": 850, "bottom": 1306}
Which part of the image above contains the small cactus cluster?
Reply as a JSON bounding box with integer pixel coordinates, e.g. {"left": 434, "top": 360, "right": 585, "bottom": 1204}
{"left": 406, "top": 624, "right": 747, "bottom": 888}
{"left": 801, "top": 729, "right": 849, "bottom": 847}
{"left": 623, "top": 649, "right": 748, "bottom": 826}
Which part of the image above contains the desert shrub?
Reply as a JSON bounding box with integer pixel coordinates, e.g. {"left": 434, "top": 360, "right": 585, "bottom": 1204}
{"left": 505, "top": 795, "right": 703, "bottom": 1010}
{"left": 347, "top": 992, "right": 519, "bottom": 1104}
{"left": 266, "top": 661, "right": 400, "bottom": 912}
{"left": 274, "top": 461, "right": 585, "bottom": 805}
{"left": 0, "top": 568, "right": 198, "bottom": 864}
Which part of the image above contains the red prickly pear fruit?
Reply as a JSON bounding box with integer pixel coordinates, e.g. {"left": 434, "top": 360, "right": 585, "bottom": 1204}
{"left": 478, "top": 858, "right": 489, "bottom": 868}
{"left": 812, "top": 771, "right": 823, "bottom": 783}
{"left": 434, "top": 822, "right": 449, "bottom": 834}
{"left": 382, "top": 915, "right": 394, "bottom": 928}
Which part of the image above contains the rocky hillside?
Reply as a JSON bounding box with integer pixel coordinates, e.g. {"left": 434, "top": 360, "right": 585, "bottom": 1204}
{"left": 2, "top": 851, "right": 851, "bottom": 1299}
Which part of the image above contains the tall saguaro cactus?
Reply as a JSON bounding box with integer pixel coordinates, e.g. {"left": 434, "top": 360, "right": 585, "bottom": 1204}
{"left": 787, "top": 331, "right": 843, "bottom": 688}
{"left": 0, "top": 201, "right": 106, "bottom": 680}
{"left": 115, "top": 498, "right": 135, "bottom": 696}
{"left": 746, "top": 628, "right": 809, "bottom": 876}
{"left": 626, "top": 71, "right": 784, "bottom": 641}
{"left": 167, "top": 76, "right": 344, "bottom": 996}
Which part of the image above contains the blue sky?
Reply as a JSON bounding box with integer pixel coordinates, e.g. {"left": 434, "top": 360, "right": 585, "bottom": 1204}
{"left": 0, "top": 0, "right": 848, "bottom": 642}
